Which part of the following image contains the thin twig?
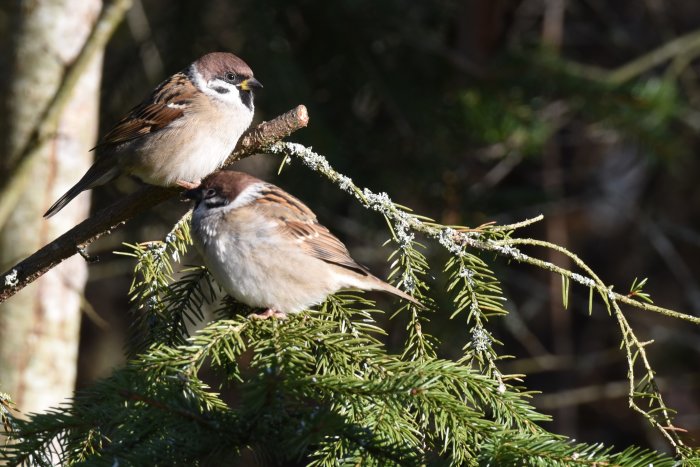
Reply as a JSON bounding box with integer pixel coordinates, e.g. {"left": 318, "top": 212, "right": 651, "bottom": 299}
{"left": 489, "top": 215, "right": 544, "bottom": 232}
{"left": 0, "top": 0, "right": 133, "bottom": 229}
{"left": 0, "top": 105, "right": 309, "bottom": 303}
{"left": 266, "top": 141, "right": 692, "bottom": 453}
{"left": 557, "top": 28, "right": 700, "bottom": 85}
{"left": 267, "top": 142, "right": 700, "bottom": 329}
{"left": 608, "top": 28, "right": 700, "bottom": 84}
{"left": 493, "top": 238, "right": 700, "bottom": 325}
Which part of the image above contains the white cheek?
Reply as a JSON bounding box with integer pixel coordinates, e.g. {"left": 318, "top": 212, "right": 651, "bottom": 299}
{"left": 206, "top": 79, "right": 242, "bottom": 104}
{"left": 205, "top": 79, "right": 255, "bottom": 114}
{"left": 191, "top": 67, "right": 252, "bottom": 109}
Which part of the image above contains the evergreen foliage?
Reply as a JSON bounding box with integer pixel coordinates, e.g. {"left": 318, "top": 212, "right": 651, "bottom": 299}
{"left": 2, "top": 144, "right": 699, "bottom": 465}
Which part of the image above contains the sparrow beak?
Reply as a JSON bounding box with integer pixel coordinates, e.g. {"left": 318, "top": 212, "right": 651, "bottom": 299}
{"left": 183, "top": 187, "right": 202, "bottom": 202}
{"left": 238, "top": 77, "right": 263, "bottom": 91}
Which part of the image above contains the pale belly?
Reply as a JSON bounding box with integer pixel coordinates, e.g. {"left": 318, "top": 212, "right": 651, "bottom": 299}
{"left": 193, "top": 219, "right": 342, "bottom": 314}
{"left": 124, "top": 110, "right": 252, "bottom": 186}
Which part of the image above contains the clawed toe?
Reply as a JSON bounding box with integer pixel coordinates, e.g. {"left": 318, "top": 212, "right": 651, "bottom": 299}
{"left": 176, "top": 179, "right": 201, "bottom": 190}
{"left": 248, "top": 308, "right": 288, "bottom": 320}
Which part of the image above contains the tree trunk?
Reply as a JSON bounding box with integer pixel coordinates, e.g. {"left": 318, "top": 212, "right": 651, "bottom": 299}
{"left": 0, "top": 0, "right": 103, "bottom": 413}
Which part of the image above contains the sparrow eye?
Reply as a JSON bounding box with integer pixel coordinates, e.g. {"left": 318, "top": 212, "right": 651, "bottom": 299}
{"left": 204, "top": 188, "right": 217, "bottom": 199}
{"left": 225, "top": 72, "right": 237, "bottom": 83}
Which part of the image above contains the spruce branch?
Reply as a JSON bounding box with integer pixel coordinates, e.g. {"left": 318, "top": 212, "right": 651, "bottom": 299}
{"left": 3, "top": 203, "right": 692, "bottom": 465}
{"left": 120, "top": 213, "right": 214, "bottom": 357}
{"left": 0, "top": 392, "right": 19, "bottom": 434}
{"left": 386, "top": 233, "right": 437, "bottom": 362}
{"left": 481, "top": 433, "right": 677, "bottom": 466}
{"left": 269, "top": 142, "right": 700, "bottom": 326}
{"left": 267, "top": 141, "right": 697, "bottom": 455}
{"left": 0, "top": 105, "right": 309, "bottom": 304}
{"left": 4, "top": 139, "right": 699, "bottom": 463}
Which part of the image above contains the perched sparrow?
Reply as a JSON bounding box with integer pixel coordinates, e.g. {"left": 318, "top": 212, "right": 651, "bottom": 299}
{"left": 44, "top": 52, "right": 262, "bottom": 218}
{"left": 185, "top": 170, "right": 423, "bottom": 316}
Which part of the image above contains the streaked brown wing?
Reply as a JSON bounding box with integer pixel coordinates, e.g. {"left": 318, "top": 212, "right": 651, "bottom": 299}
{"left": 286, "top": 221, "right": 370, "bottom": 275}
{"left": 255, "top": 185, "right": 318, "bottom": 221}
{"left": 94, "top": 72, "right": 195, "bottom": 149}
{"left": 253, "top": 185, "right": 370, "bottom": 275}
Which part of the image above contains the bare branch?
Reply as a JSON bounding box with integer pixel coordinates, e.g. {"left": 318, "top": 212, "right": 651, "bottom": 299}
{"left": 608, "top": 28, "right": 700, "bottom": 84}
{"left": 0, "top": 105, "right": 309, "bottom": 303}
{"left": 556, "top": 28, "right": 700, "bottom": 85}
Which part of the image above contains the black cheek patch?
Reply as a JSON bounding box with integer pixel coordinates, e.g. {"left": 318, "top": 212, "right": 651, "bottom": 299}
{"left": 205, "top": 196, "right": 228, "bottom": 209}
{"left": 240, "top": 91, "right": 253, "bottom": 110}
{"left": 212, "top": 86, "right": 230, "bottom": 94}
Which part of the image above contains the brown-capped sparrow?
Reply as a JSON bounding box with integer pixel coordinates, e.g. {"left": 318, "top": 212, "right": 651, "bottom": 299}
{"left": 185, "top": 170, "right": 423, "bottom": 317}
{"left": 44, "top": 52, "right": 262, "bottom": 218}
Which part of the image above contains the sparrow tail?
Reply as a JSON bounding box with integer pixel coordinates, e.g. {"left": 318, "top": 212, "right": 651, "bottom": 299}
{"left": 372, "top": 276, "right": 426, "bottom": 309}
{"left": 43, "top": 160, "right": 120, "bottom": 218}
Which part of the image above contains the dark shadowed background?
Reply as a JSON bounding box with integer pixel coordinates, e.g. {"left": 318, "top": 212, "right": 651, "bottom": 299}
{"left": 2, "top": 0, "right": 700, "bottom": 456}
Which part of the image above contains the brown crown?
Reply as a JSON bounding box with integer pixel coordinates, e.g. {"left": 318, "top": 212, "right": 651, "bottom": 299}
{"left": 199, "top": 170, "right": 262, "bottom": 202}
{"left": 193, "top": 52, "right": 254, "bottom": 81}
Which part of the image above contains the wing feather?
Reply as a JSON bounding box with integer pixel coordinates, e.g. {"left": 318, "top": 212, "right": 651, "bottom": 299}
{"left": 94, "top": 72, "right": 195, "bottom": 149}
{"left": 253, "top": 186, "right": 370, "bottom": 275}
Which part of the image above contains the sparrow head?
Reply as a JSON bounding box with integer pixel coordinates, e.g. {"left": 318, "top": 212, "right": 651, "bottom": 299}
{"left": 185, "top": 170, "right": 262, "bottom": 210}
{"left": 190, "top": 52, "right": 262, "bottom": 111}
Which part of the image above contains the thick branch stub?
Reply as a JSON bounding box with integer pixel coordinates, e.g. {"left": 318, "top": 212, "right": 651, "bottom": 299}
{"left": 224, "top": 105, "right": 309, "bottom": 166}
{"left": 0, "top": 105, "right": 309, "bottom": 304}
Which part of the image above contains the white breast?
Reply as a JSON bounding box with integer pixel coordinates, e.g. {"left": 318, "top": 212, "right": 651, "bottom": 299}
{"left": 191, "top": 204, "right": 347, "bottom": 314}
{"left": 128, "top": 78, "right": 254, "bottom": 186}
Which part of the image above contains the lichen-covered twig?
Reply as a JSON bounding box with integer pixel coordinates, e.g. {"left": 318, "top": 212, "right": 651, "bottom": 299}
{"left": 266, "top": 141, "right": 695, "bottom": 454}
{"left": 268, "top": 142, "right": 700, "bottom": 326}
{"left": 0, "top": 105, "right": 309, "bottom": 303}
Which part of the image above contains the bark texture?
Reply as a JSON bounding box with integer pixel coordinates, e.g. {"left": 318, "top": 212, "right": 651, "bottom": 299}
{"left": 0, "top": 0, "right": 103, "bottom": 413}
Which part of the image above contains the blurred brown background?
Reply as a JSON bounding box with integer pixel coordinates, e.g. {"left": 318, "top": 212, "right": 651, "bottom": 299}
{"left": 1, "top": 0, "right": 699, "bottom": 455}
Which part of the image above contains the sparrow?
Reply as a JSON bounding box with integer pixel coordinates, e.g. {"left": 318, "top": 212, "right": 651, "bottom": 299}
{"left": 44, "top": 52, "right": 262, "bottom": 218}
{"left": 185, "top": 170, "right": 423, "bottom": 317}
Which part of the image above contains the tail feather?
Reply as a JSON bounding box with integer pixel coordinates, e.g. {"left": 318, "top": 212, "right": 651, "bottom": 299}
{"left": 44, "top": 160, "right": 119, "bottom": 218}
{"left": 370, "top": 276, "right": 426, "bottom": 309}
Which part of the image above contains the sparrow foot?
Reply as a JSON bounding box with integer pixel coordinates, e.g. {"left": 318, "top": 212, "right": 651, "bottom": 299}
{"left": 249, "top": 308, "right": 288, "bottom": 320}
{"left": 176, "top": 179, "right": 201, "bottom": 190}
